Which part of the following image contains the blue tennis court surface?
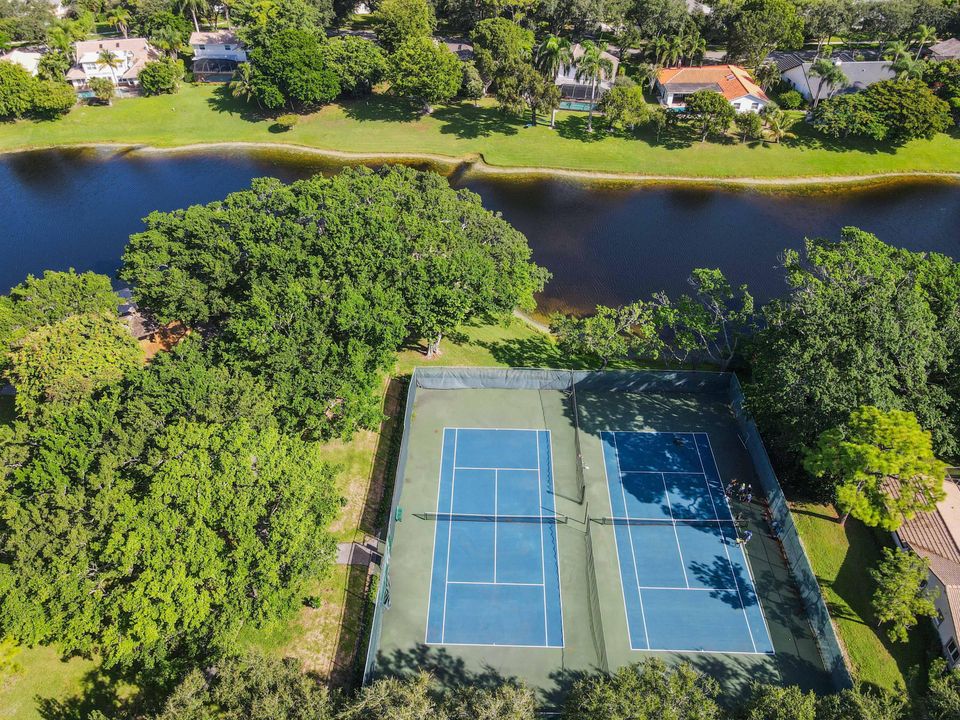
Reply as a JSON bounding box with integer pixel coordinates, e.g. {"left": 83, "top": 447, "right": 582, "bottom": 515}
{"left": 426, "top": 428, "right": 564, "bottom": 647}
{"left": 601, "top": 431, "right": 774, "bottom": 654}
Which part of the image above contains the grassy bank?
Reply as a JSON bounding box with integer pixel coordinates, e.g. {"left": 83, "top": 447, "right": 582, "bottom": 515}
{"left": 791, "top": 502, "right": 933, "bottom": 694}
{"left": 1, "top": 85, "right": 959, "bottom": 179}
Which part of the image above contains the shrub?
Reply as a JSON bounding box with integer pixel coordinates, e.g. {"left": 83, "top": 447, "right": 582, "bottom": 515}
{"left": 88, "top": 77, "right": 115, "bottom": 104}
{"left": 0, "top": 61, "right": 38, "bottom": 118}
{"left": 139, "top": 58, "right": 185, "bottom": 96}
{"left": 274, "top": 113, "right": 299, "bottom": 130}
{"left": 30, "top": 80, "right": 75, "bottom": 117}
{"left": 778, "top": 89, "right": 803, "bottom": 109}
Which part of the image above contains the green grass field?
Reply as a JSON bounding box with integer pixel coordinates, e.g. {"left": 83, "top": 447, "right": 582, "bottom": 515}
{"left": 791, "top": 502, "right": 933, "bottom": 694}
{"left": 1, "top": 84, "right": 959, "bottom": 179}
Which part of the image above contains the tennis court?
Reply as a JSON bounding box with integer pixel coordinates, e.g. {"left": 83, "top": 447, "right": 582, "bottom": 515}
{"left": 601, "top": 431, "right": 774, "bottom": 654}
{"left": 425, "top": 428, "right": 564, "bottom": 647}
{"left": 367, "top": 369, "right": 842, "bottom": 703}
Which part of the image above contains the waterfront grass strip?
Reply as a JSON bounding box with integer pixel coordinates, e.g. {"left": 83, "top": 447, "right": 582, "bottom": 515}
{"left": 1, "top": 85, "right": 959, "bottom": 180}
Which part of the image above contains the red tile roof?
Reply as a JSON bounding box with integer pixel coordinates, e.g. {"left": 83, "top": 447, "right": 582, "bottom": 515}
{"left": 657, "top": 64, "right": 769, "bottom": 102}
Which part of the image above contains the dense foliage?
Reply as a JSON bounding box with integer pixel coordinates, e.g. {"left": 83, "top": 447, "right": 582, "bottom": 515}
{"left": 138, "top": 58, "right": 185, "bottom": 96}
{"left": 0, "top": 60, "right": 73, "bottom": 119}
{"left": 388, "top": 37, "right": 463, "bottom": 112}
{"left": 119, "top": 166, "right": 547, "bottom": 438}
{"left": 747, "top": 227, "right": 960, "bottom": 466}
{"left": 246, "top": 28, "right": 341, "bottom": 109}
{"left": 813, "top": 78, "right": 953, "bottom": 142}
{"left": 319, "top": 36, "right": 387, "bottom": 97}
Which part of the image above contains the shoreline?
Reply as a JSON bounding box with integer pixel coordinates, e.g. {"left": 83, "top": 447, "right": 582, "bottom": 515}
{"left": 4, "top": 141, "right": 960, "bottom": 189}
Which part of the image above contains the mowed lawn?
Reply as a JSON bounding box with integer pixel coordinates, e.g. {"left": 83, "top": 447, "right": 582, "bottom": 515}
{"left": 1, "top": 84, "right": 959, "bottom": 179}
{"left": 791, "top": 502, "right": 933, "bottom": 694}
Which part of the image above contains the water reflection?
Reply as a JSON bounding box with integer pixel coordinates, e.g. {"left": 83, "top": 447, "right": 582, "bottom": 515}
{"left": 1, "top": 147, "right": 958, "bottom": 314}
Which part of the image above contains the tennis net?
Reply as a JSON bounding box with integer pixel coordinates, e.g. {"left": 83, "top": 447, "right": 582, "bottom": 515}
{"left": 596, "top": 516, "right": 740, "bottom": 528}
{"left": 417, "top": 512, "right": 568, "bottom": 524}
{"left": 570, "top": 374, "right": 586, "bottom": 503}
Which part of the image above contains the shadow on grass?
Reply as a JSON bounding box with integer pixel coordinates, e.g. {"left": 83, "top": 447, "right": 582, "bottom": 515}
{"left": 554, "top": 114, "right": 608, "bottom": 143}
{"left": 36, "top": 663, "right": 144, "bottom": 720}
{"left": 818, "top": 518, "right": 936, "bottom": 696}
{"left": 205, "top": 84, "right": 265, "bottom": 123}
{"left": 432, "top": 103, "right": 522, "bottom": 139}
{"left": 341, "top": 95, "right": 422, "bottom": 123}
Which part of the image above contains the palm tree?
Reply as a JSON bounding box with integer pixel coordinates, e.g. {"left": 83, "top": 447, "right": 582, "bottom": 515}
{"left": 883, "top": 40, "right": 910, "bottom": 63}
{"left": 46, "top": 25, "right": 72, "bottom": 56}
{"left": 230, "top": 62, "right": 258, "bottom": 106}
{"left": 635, "top": 62, "right": 660, "bottom": 92}
{"left": 891, "top": 56, "right": 924, "bottom": 79}
{"left": 648, "top": 35, "right": 670, "bottom": 65}
{"left": 686, "top": 34, "right": 706, "bottom": 66}
{"left": 664, "top": 34, "right": 685, "bottom": 67}
{"left": 754, "top": 61, "right": 780, "bottom": 91}
{"left": 152, "top": 26, "right": 184, "bottom": 57}
{"left": 764, "top": 109, "right": 797, "bottom": 143}
{"left": 107, "top": 6, "right": 130, "bottom": 38}
{"left": 913, "top": 24, "right": 936, "bottom": 60}
{"left": 575, "top": 40, "right": 614, "bottom": 133}
{"left": 96, "top": 48, "right": 122, "bottom": 85}
{"left": 808, "top": 58, "right": 847, "bottom": 108}
{"left": 534, "top": 34, "right": 571, "bottom": 80}
{"left": 178, "top": 0, "right": 204, "bottom": 33}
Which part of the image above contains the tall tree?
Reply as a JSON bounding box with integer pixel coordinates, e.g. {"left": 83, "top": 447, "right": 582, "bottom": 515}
{"left": 726, "top": 0, "right": 803, "bottom": 69}
{"left": 683, "top": 89, "right": 735, "bottom": 141}
{"left": 373, "top": 0, "right": 435, "bottom": 52}
{"left": 551, "top": 302, "right": 662, "bottom": 369}
{"left": 808, "top": 56, "right": 847, "bottom": 107}
{"left": 533, "top": 33, "right": 571, "bottom": 78}
{"left": 388, "top": 37, "right": 462, "bottom": 113}
{"left": 913, "top": 23, "right": 936, "bottom": 60}
{"left": 742, "top": 683, "right": 817, "bottom": 720}
{"left": 495, "top": 59, "right": 561, "bottom": 126}
{"left": 926, "top": 659, "right": 960, "bottom": 720}
{"left": 870, "top": 547, "right": 939, "bottom": 642}
{"left": 96, "top": 48, "right": 122, "bottom": 84}
{"left": 804, "top": 406, "right": 947, "bottom": 529}
{"left": 107, "top": 6, "right": 130, "bottom": 37}
{"left": 747, "top": 227, "right": 960, "bottom": 462}
{"left": 247, "top": 28, "right": 340, "bottom": 109}
{"left": 574, "top": 40, "right": 614, "bottom": 132}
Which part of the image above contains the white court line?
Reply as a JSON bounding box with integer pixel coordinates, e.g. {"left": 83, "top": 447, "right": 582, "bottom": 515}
{"left": 620, "top": 470, "right": 711, "bottom": 475}
{"left": 693, "top": 432, "right": 758, "bottom": 654}
{"left": 455, "top": 466, "right": 540, "bottom": 471}
{"left": 440, "top": 429, "right": 459, "bottom": 644}
{"left": 660, "top": 471, "right": 690, "bottom": 588}
{"left": 612, "top": 432, "right": 652, "bottom": 650}
{"left": 493, "top": 469, "right": 498, "bottom": 583}
{"left": 546, "top": 428, "right": 565, "bottom": 647}
{"left": 704, "top": 432, "right": 776, "bottom": 652}
{"left": 448, "top": 580, "right": 544, "bottom": 586}
{"left": 638, "top": 585, "right": 740, "bottom": 591}
{"left": 537, "top": 431, "right": 548, "bottom": 646}
{"left": 424, "top": 429, "right": 449, "bottom": 644}
{"left": 604, "top": 517, "right": 736, "bottom": 523}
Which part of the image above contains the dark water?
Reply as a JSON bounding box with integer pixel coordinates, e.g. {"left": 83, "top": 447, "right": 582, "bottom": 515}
{"left": 2, "top": 147, "right": 959, "bottom": 314}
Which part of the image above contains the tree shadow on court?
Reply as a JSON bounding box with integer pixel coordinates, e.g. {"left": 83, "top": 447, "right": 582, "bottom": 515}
{"left": 373, "top": 643, "right": 511, "bottom": 690}
{"left": 688, "top": 555, "right": 757, "bottom": 609}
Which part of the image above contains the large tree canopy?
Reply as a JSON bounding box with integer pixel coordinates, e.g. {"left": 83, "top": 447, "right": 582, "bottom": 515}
{"left": 747, "top": 227, "right": 960, "bottom": 463}
{"left": 120, "top": 166, "right": 548, "bottom": 438}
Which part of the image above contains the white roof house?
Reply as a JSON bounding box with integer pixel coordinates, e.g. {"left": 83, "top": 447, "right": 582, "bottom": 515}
{"left": 65, "top": 38, "right": 159, "bottom": 93}
{"left": 893, "top": 476, "right": 960, "bottom": 668}
{"left": 656, "top": 64, "right": 770, "bottom": 113}
{"left": 554, "top": 43, "right": 620, "bottom": 105}
{"left": 0, "top": 49, "right": 43, "bottom": 76}
{"left": 189, "top": 30, "right": 246, "bottom": 62}
{"left": 773, "top": 51, "right": 895, "bottom": 103}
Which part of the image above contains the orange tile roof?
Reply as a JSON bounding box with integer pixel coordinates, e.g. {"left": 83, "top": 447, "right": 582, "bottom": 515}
{"left": 657, "top": 64, "right": 769, "bottom": 102}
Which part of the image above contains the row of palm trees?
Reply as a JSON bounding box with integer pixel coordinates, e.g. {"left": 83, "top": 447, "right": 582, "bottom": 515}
{"left": 532, "top": 36, "right": 614, "bottom": 131}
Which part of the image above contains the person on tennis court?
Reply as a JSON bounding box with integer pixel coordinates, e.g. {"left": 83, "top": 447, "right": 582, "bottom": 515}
{"left": 739, "top": 529, "right": 754, "bottom": 544}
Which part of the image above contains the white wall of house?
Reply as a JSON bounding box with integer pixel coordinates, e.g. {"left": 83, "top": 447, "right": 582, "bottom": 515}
{"left": 74, "top": 51, "right": 136, "bottom": 86}
{"left": 192, "top": 42, "right": 247, "bottom": 62}
{"left": 928, "top": 574, "right": 960, "bottom": 668}
{"left": 782, "top": 65, "right": 812, "bottom": 99}
{"left": 555, "top": 63, "right": 615, "bottom": 91}
{"left": 656, "top": 85, "right": 767, "bottom": 113}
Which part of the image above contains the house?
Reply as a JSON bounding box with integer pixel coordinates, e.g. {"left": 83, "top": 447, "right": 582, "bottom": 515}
{"left": 554, "top": 43, "right": 620, "bottom": 108}
{"left": 892, "top": 472, "right": 960, "bottom": 668}
{"left": 190, "top": 30, "right": 246, "bottom": 81}
{"left": 928, "top": 38, "right": 960, "bottom": 61}
{"left": 771, "top": 50, "right": 895, "bottom": 103}
{"left": 0, "top": 49, "right": 43, "bottom": 76}
{"left": 655, "top": 64, "right": 769, "bottom": 113}
{"left": 66, "top": 38, "right": 159, "bottom": 95}
{"left": 189, "top": 30, "right": 246, "bottom": 62}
